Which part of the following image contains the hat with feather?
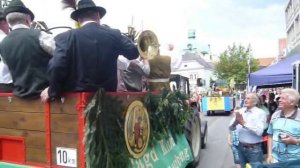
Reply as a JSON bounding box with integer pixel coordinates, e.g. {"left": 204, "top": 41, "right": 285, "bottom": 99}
{"left": 62, "top": 0, "right": 106, "bottom": 21}
{"left": 4, "top": 0, "right": 34, "bottom": 21}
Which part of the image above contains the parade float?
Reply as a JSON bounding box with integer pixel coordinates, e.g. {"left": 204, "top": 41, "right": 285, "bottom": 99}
{"left": 0, "top": 89, "right": 207, "bottom": 168}
{"left": 201, "top": 82, "right": 235, "bottom": 116}
{"left": 0, "top": 17, "right": 207, "bottom": 167}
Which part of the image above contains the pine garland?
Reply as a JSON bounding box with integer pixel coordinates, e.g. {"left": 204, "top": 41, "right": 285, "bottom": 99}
{"left": 84, "top": 89, "right": 130, "bottom": 168}
{"left": 84, "top": 89, "right": 192, "bottom": 168}
{"left": 144, "top": 89, "right": 192, "bottom": 142}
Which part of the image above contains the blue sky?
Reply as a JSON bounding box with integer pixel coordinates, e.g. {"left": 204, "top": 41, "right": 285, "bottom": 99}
{"left": 22, "top": 0, "right": 287, "bottom": 58}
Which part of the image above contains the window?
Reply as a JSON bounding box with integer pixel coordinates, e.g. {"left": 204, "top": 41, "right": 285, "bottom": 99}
{"left": 189, "top": 73, "right": 198, "bottom": 80}
{"left": 202, "top": 80, "right": 206, "bottom": 86}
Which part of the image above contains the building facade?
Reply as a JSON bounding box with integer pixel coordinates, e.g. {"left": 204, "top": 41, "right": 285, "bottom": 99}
{"left": 278, "top": 38, "right": 287, "bottom": 58}
{"left": 172, "top": 52, "right": 215, "bottom": 94}
{"left": 286, "top": 0, "right": 300, "bottom": 51}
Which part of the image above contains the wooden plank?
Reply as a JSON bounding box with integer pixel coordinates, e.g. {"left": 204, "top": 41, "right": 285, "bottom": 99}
{"left": 0, "top": 128, "right": 45, "bottom": 148}
{"left": 83, "top": 93, "right": 145, "bottom": 119}
{"left": 26, "top": 147, "right": 46, "bottom": 164}
{"left": 51, "top": 132, "right": 78, "bottom": 148}
{"left": 51, "top": 133, "right": 79, "bottom": 165}
{"left": 110, "top": 94, "right": 145, "bottom": 118}
{"left": 51, "top": 96, "right": 78, "bottom": 114}
{"left": 85, "top": 92, "right": 145, "bottom": 107}
{"left": 118, "top": 95, "right": 144, "bottom": 106}
{"left": 0, "top": 97, "right": 44, "bottom": 113}
{"left": 51, "top": 114, "right": 78, "bottom": 133}
{"left": 0, "top": 112, "right": 45, "bottom": 131}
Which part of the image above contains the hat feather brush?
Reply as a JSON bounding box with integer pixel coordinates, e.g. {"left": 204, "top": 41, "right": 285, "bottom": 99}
{"left": 61, "top": 0, "right": 80, "bottom": 28}
{"left": 61, "top": 0, "right": 77, "bottom": 10}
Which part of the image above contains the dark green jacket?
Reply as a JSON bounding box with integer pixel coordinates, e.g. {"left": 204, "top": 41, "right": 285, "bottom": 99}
{"left": 0, "top": 28, "right": 51, "bottom": 98}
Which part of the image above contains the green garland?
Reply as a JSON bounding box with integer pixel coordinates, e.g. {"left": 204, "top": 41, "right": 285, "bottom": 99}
{"left": 84, "top": 89, "right": 130, "bottom": 168}
{"left": 144, "top": 89, "right": 192, "bottom": 142}
{"left": 84, "top": 89, "right": 192, "bottom": 168}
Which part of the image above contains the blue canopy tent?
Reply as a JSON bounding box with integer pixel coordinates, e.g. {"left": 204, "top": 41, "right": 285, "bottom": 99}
{"left": 249, "top": 53, "right": 300, "bottom": 87}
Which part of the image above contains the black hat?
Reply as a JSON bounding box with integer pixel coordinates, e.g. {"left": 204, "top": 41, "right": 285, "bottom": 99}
{"left": 71, "top": 0, "right": 106, "bottom": 21}
{"left": 4, "top": 0, "right": 34, "bottom": 21}
{"left": 0, "top": 8, "right": 5, "bottom": 20}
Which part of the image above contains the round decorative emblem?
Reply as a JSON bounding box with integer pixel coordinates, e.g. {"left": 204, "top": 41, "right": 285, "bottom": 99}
{"left": 124, "top": 100, "right": 150, "bottom": 158}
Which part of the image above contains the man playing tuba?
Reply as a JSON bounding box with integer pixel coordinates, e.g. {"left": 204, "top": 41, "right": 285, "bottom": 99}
{"left": 137, "top": 30, "right": 171, "bottom": 91}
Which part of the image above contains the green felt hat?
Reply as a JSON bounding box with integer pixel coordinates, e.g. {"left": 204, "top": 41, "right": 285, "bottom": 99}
{"left": 4, "top": 0, "right": 34, "bottom": 21}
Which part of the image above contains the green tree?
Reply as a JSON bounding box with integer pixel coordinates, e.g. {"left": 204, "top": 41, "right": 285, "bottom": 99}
{"left": 215, "top": 44, "right": 259, "bottom": 84}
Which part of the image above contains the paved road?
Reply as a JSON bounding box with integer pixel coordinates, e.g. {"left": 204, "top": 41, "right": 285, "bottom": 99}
{"left": 197, "top": 113, "right": 236, "bottom": 168}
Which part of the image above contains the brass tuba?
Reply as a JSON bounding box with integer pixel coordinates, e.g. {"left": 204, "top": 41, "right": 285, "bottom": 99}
{"left": 137, "top": 30, "right": 160, "bottom": 60}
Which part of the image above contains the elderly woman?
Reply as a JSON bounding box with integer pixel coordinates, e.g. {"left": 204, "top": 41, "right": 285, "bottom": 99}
{"left": 266, "top": 88, "right": 300, "bottom": 163}
{"left": 229, "top": 93, "right": 266, "bottom": 168}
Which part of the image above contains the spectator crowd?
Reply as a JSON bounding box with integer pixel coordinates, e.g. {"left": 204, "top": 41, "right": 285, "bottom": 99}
{"left": 228, "top": 88, "right": 300, "bottom": 168}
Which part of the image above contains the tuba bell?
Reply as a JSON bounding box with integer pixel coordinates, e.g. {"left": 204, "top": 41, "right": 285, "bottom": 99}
{"left": 137, "top": 30, "right": 160, "bottom": 60}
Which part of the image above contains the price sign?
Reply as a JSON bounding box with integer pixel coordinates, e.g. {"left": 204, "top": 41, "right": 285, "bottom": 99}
{"left": 56, "top": 147, "right": 77, "bottom": 167}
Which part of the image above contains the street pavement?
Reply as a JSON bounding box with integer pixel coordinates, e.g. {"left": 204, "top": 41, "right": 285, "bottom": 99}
{"left": 197, "top": 113, "right": 236, "bottom": 168}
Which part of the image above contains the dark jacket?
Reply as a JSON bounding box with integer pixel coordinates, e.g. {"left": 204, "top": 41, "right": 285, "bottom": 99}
{"left": 48, "top": 22, "right": 138, "bottom": 99}
{"left": 0, "top": 28, "right": 51, "bottom": 98}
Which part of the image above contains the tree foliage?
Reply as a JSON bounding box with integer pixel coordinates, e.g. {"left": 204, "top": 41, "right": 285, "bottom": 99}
{"left": 215, "top": 44, "right": 259, "bottom": 84}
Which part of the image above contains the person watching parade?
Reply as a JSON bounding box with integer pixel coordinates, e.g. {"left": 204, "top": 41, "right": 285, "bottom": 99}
{"left": 229, "top": 93, "right": 266, "bottom": 168}
{"left": 0, "top": 0, "right": 54, "bottom": 98}
{"left": 40, "top": 0, "right": 139, "bottom": 102}
{"left": 0, "top": 7, "right": 13, "bottom": 93}
{"left": 268, "top": 93, "right": 278, "bottom": 116}
{"left": 266, "top": 88, "right": 300, "bottom": 163}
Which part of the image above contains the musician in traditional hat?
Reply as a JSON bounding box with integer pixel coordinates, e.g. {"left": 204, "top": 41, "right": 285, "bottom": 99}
{"left": 40, "top": 0, "right": 139, "bottom": 101}
{"left": 0, "top": 7, "right": 13, "bottom": 93}
{"left": 0, "top": 0, "right": 55, "bottom": 98}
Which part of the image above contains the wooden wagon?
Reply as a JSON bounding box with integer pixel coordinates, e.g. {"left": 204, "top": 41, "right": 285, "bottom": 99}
{"left": 0, "top": 91, "right": 205, "bottom": 168}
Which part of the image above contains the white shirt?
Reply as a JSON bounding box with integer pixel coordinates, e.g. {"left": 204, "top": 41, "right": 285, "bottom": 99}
{"left": 0, "top": 24, "right": 55, "bottom": 84}
{"left": 117, "top": 56, "right": 150, "bottom": 91}
{"left": 118, "top": 56, "right": 130, "bottom": 71}
{"left": 80, "top": 21, "right": 97, "bottom": 27}
{"left": 229, "top": 106, "right": 266, "bottom": 144}
{"left": 0, "top": 30, "right": 12, "bottom": 84}
{"left": 11, "top": 24, "right": 55, "bottom": 55}
{"left": 117, "top": 56, "right": 130, "bottom": 91}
